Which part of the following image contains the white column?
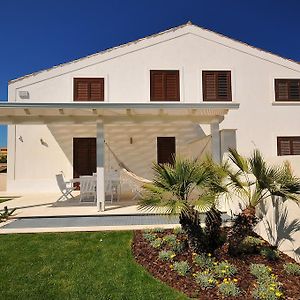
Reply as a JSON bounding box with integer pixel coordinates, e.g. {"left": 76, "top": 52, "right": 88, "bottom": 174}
{"left": 211, "top": 122, "right": 221, "bottom": 163}
{"left": 96, "top": 121, "right": 105, "bottom": 211}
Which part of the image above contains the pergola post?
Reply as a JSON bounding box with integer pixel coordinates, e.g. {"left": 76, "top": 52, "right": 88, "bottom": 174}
{"left": 210, "top": 121, "right": 221, "bottom": 163}
{"left": 96, "top": 120, "right": 105, "bottom": 211}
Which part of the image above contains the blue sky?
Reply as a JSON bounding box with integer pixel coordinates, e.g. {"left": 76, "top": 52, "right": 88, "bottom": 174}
{"left": 0, "top": 0, "right": 300, "bottom": 147}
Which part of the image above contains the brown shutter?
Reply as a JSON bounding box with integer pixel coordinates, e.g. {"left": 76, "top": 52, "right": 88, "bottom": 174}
{"left": 157, "top": 137, "right": 176, "bottom": 165}
{"left": 275, "top": 79, "right": 300, "bottom": 101}
{"left": 151, "top": 71, "right": 165, "bottom": 101}
{"left": 277, "top": 137, "right": 300, "bottom": 156}
{"left": 203, "top": 71, "right": 231, "bottom": 101}
{"left": 150, "top": 70, "right": 180, "bottom": 101}
{"left": 74, "top": 78, "right": 104, "bottom": 101}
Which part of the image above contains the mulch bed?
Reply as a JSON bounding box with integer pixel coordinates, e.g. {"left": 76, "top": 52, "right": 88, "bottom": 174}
{"left": 132, "top": 229, "right": 300, "bottom": 300}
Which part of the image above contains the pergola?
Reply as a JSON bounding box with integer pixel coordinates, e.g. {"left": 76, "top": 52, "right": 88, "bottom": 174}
{"left": 0, "top": 101, "right": 239, "bottom": 211}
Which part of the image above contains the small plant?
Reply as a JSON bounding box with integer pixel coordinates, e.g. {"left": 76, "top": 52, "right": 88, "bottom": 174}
{"left": 214, "top": 261, "right": 237, "bottom": 278}
{"left": 250, "top": 264, "right": 272, "bottom": 280}
{"left": 218, "top": 279, "right": 240, "bottom": 297}
{"left": 150, "top": 238, "right": 163, "bottom": 249}
{"left": 283, "top": 263, "right": 300, "bottom": 276}
{"left": 260, "top": 247, "right": 280, "bottom": 261}
{"left": 240, "top": 235, "right": 265, "bottom": 254}
{"left": 173, "top": 227, "right": 183, "bottom": 235}
{"left": 152, "top": 227, "right": 165, "bottom": 233}
{"left": 0, "top": 206, "right": 16, "bottom": 223}
{"left": 193, "top": 253, "right": 214, "bottom": 270}
{"left": 194, "top": 271, "right": 217, "bottom": 289}
{"left": 173, "top": 261, "right": 190, "bottom": 276}
{"left": 143, "top": 232, "right": 157, "bottom": 242}
{"left": 163, "top": 234, "right": 177, "bottom": 247}
{"left": 171, "top": 240, "right": 186, "bottom": 254}
{"left": 158, "top": 250, "right": 176, "bottom": 261}
{"left": 252, "top": 277, "right": 284, "bottom": 299}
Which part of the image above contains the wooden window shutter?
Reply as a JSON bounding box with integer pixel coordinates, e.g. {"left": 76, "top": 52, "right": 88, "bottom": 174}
{"left": 150, "top": 70, "right": 180, "bottom": 101}
{"left": 277, "top": 137, "right": 300, "bottom": 156}
{"left": 275, "top": 79, "right": 300, "bottom": 101}
{"left": 157, "top": 137, "right": 176, "bottom": 165}
{"left": 203, "top": 71, "right": 232, "bottom": 101}
{"left": 74, "top": 78, "right": 104, "bottom": 101}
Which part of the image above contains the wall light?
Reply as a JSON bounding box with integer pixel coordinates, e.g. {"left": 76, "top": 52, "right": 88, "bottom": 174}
{"left": 18, "top": 91, "right": 30, "bottom": 99}
{"left": 18, "top": 136, "right": 23, "bottom": 142}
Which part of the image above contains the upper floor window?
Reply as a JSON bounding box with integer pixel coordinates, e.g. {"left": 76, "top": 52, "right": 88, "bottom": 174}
{"left": 202, "top": 71, "right": 232, "bottom": 101}
{"left": 74, "top": 78, "right": 104, "bottom": 101}
{"left": 150, "top": 70, "right": 180, "bottom": 101}
{"left": 277, "top": 136, "right": 300, "bottom": 156}
{"left": 275, "top": 79, "right": 300, "bottom": 101}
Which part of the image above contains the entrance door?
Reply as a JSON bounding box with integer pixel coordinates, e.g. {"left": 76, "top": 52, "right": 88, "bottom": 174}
{"left": 73, "top": 138, "right": 96, "bottom": 179}
{"left": 157, "top": 137, "right": 176, "bottom": 165}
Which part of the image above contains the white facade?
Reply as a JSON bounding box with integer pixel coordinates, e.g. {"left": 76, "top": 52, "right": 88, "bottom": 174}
{"left": 6, "top": 23, "right": 300, "bottom": 193}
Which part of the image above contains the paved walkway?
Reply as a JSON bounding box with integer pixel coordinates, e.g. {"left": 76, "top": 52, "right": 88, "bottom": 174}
{"left": 4, "top": 214, "right": 179, "bottom": 229}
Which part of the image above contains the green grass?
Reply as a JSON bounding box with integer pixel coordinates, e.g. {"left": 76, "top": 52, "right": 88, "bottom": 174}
{"left": 0, "top": 231, "right": 188, "bottom": 300}
{"left": 0, "top": 197, "right": 11, "bottom": 204}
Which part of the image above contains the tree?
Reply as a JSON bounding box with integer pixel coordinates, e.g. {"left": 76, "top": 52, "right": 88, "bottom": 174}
{"left": 138, "top": 157, "right": 225, "bottom": 253}
{"left": 223, "top": 149, "right": 300, "bottom": 255}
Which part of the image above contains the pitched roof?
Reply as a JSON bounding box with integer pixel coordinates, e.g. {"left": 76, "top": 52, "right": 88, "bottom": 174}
{"left": 9, "top": 21, "right": 300, "bottom": 84}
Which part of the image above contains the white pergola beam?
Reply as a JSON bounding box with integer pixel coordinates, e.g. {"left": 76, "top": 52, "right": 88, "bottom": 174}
{"left": 0, "top": 115, "right": 223, "bottom": 125}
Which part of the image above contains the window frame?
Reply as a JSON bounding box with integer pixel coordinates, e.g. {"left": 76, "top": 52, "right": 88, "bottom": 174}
{"left": 73, "top": 78, "right": 105, "bottom": 102}
{"left": 150, "top": 70, "right": 180, "bottom": 102}
{"left": 275, "top": 79, "right": 300, "bottom": 101}
{"left": 277, "top": 136, "right": 300, "bottom": 156}
{"left": 202, "top": 70, "right": 232, "bottom": 102}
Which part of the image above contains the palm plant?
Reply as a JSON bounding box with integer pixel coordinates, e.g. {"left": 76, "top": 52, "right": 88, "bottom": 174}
{"left": 138, "top": 157, "right": 225, "bottom": 253}
{"left": 223, "top": 148, "right": 300, "bottom": 255}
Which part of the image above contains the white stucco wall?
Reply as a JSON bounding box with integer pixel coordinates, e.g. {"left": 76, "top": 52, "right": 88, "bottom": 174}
{"left": 7, "top": 24, "right": 300, "bottom": 192}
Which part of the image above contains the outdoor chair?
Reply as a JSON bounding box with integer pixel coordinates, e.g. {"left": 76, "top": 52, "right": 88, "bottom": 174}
{"left": 56, "top": 174, "right": 75, "bottom": 201}
{"left": 80, "top": 176, "right": 97, "bottom": 203}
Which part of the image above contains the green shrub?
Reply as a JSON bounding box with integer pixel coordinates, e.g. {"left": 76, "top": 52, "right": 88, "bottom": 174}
{"left": 171, "top": 240, "right": 186, "bottom": 254}
{"left": 194, "top": 271, "right": 217, "bottom": 289}
{"left": 252, "top": 277, "right": 284, "bottom": 299}
{"left": 192, "top": 253, "right": 214, "bottom": 270}
{"left": 240, "top": 236, "right": 265, "bottom": 253}
{"left": 173, "top": 227, "right": 183, "bottom": 235}
{"left": 152, "top": 228, "right": 165, "bottom": 233}
{"left": 250, "top": 264, "right": 272, "bottom": 280}
{"left": 163, "top": 234, "right": 177, "bottom": 247}
{"left": 213, "top": 261, "right": 237, "bottom": 278}
{"left": 143, "top": 232, "right": 157, "bottom": 242}
{"left": 173, "top": 261, "right": 190, "bottom": 276}
{"left": 150, "top": 238, "right": 163, "bottom": 249}
{"left": 283, "top": 263, "right": 300, "bottom": 276}
{"left": 218, "top": 280, "right": 240, "bottom": 297}
{"left": 260, "top": 247, "right": 280, "bottom": 261}
{"left": 158, "top": 250, "right": 176, "bottom": 261}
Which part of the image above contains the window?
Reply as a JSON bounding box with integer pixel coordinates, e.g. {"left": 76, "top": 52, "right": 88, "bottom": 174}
{"left": 150, "top": 70, "right": 180, "bottom": 101}
{"left": 157, "top": 137, "right": 176, "bottom": 165}
{"left": 202, "top": 71, "right": 232, "bottom": 101}
{"left": 277, "top": 137, "right": 300, "bottom": 156}
{"left": 275, "top": 79, "right": 300, "bottom": 101}
{"left": 74, "top": 78, "right": 104, "bottom": 101}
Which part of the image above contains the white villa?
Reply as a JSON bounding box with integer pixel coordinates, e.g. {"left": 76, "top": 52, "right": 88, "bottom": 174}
{"left": 1, "top": 22, "right": 300, "bottom": 212}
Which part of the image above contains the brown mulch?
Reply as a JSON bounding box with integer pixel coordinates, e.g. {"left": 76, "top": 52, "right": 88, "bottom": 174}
{"left": 132, "top": 230, "right": 300, "bottom": 300}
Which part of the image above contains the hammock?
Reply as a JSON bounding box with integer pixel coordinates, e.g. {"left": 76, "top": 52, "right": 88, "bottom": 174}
{"left": 104, "top": 141, "right": 152, "bottom": 200}
{"left": 104, "top": 136, "right": 211, "bottom": 199}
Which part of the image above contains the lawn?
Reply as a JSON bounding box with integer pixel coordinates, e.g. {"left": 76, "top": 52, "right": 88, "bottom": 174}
{"left": 0, "top": 197, "right": 11, "bottom": 204}
{"left": 0, "top": 231, "right": 188, "bottom": 300}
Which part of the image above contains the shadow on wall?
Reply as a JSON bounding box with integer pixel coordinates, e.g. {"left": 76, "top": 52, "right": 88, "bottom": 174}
{"left": 47, "top": 122, "right": 211, "bottom": 179}
{"left": 256, "top": 197, "right": 300, "bottom": 262}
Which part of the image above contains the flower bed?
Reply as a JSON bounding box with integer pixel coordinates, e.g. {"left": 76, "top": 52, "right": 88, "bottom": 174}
{"left": 132, "top": 228, "right": 300, "bottom": 299}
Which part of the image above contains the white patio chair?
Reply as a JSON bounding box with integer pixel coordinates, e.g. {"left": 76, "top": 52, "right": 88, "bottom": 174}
{"left": 106, "top": 170, "right": 121, "bottom": 203}
{"left": 80, "top": 176, "right": 97, "bottom": 203}
{"left": 56, "top": 174, "right": 75, "bottom": 201}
